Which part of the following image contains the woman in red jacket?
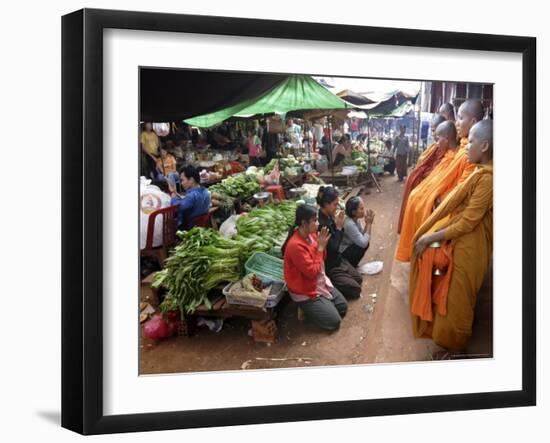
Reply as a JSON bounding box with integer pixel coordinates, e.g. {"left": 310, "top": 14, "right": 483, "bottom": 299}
{"left": 282, "top": 204, "right": 348, "bottom": 331}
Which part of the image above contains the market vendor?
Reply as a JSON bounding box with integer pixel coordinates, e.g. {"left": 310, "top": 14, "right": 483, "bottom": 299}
{"left": 282, "top": 204, "right": 348, "bottom": 331}
{"left": 286, "top": 118, "right": 302, "bottom": 148}
{"left": 317, "top": 186, "right": 363, "bottom": 300}
{"left": 156, "top": 147, "right": 180, "bottom": 190}
{"left": 380, "top": 139, "right": 396, "bottom": 175}
{"left": 140, "top": 122, "right": 160, "bottom": 179}
{"left": 170, "top": 165, "right": 211, "bottom": 230}
{"left": 340, "top": 197, "right": 375, "bottom": 268}
{"left": 331, "top": 134, "right": 353, "bottom": 166}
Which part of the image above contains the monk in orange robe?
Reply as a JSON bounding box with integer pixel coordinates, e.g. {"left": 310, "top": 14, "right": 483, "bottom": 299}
{"left": 396, "top": 100, "right": 484, "bottom": 262}
{"left": 397, "top": 114, "right": 447, "bottom": 233}
{"left": 409, "top": 120, "right": 493, "bottom": 351}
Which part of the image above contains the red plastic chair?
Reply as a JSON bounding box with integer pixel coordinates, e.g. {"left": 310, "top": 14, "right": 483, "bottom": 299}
{"left": 141, "top": 205, "right": 178, "bottom": 268}
{"left": 264, "top": 185, "right": 285, "bottom": 201}
{"left": 192, "top": 213, "right": 211, "bottom": 228}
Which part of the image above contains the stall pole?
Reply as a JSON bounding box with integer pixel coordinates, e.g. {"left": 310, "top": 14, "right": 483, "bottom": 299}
{"left": 366, "top": 112, "right": 382, "bottom": 193}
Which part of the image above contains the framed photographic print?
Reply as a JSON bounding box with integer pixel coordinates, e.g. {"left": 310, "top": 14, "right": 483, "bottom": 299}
{"left": 61, "top": 8, "right": 536, "bottom": 435}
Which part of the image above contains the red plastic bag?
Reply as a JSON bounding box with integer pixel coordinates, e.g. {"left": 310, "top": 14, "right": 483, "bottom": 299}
{"left": 143, "top": 313, "right": 178, "bottom": 339}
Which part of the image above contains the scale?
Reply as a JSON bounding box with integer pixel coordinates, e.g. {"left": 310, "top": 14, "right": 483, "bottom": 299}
{"left": 302, "top": 137, "right": 313, "bottom": 173}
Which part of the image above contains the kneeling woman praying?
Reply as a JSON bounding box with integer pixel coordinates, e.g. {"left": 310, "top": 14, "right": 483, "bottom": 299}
{"left": 282, "top": 204, "right": 348, "bottom": 331}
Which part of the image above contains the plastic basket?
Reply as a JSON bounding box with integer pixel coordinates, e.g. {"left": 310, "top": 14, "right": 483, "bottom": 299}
{"left": 267, "top": 245, "right": 283, "bottom": 259}
{"left": 244, "top": 252, "right": 284, "bottom": 283}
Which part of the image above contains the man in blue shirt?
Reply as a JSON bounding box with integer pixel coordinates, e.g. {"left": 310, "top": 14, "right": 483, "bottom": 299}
{"left": 170, "top": 165, "right": 211, "bottom": 230}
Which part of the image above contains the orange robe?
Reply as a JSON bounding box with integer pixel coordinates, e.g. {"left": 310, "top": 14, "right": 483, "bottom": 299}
{"left": 396, "top": 138, "right": 475, "bottom": 262}
{"left": 397, "top": 142, "right": 446, "bottom": 234}
{"left": 409, "top": 163, "right": 493, "bottom": 350}
{"left": 417, "top": 142, "right": 437, "bottom": 163}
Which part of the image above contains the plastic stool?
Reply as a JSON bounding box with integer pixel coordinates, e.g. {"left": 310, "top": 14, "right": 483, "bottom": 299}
{"left": 265, "top": 185, "right": 285, "bottom": 201}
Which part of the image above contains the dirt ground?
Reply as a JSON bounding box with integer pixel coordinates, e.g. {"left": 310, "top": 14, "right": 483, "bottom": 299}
{"left": 140, "top": 174, "right": 493, "bottom": 374}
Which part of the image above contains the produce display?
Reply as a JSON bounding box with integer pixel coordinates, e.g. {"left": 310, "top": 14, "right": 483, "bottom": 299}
{"left": 235, "top": 200, "right": 297, "bottom": 255}
{"left": 210, "top": 191, "right": 234, "bottom": 219}
{"left": 153, "top": 228, "right": 249, "bottom": 315}
{"left": 264, "top": 155, "right": 302, "bottom": 176}
{"left": 208, "top": 173, "right": 261, "bottom": 198}
{"left": 342, "top": 150, "right": 377, "bottom": 172}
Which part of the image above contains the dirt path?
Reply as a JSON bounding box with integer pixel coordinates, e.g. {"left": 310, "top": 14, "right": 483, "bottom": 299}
{"left": 140, "top": 173, "right": 492, "bottom": 374}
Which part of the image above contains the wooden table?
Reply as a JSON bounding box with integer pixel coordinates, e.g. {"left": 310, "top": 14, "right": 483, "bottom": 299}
{"left": 144, "top": 277, "right": 281, "bottom": 343}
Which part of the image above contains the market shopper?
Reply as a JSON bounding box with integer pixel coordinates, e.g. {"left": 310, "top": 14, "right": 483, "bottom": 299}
{"left": 340, "top": 197, "right": 375, "bottom": 268}
{"left": 393, "top": 125, "right": 410, "bottom": 181}
{"left": 282, "top": 204, "right": 348, "bottom": 331}
{"left": 409, "top": 120, "right": 493, "bottom": 351}
{"left": 247, "top": 129, "right": 263, "bottom": 167}
{"left": 170, "top": 165, "right": 211, "bottom": 230}
{"left": 317, "top": 187, "right": 363, "bottom": 300}
{"left": 140, "top": 122, "right": 160, "bottom": 179}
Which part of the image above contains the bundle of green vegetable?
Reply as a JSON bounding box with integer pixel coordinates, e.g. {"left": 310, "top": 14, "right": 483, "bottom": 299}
{"left": 264, "top": 156, "right": 302, "bottom": 175}
{"left": 152, "top": 227, "right": 248, "bottom": 315}
{"left": 208, "top": 173, "right": 261, "bottom": 198}
{"left": 343, "top": 151, "right": 377, "bottom": 171}
{"left": 235, "top": 201, "right": 297, "bottom": 256}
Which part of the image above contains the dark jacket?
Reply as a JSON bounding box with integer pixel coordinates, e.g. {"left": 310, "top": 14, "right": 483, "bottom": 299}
{"left": 318, "top": 209, "right": 344, "bottom": 270}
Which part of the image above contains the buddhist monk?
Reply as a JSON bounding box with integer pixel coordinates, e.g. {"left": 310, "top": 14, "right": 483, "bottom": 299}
{"left": 395, "top": 100, "right": 484, "bottom": 262}
{"left": 409, "top": 119, "right": 493, "bottom": 351}
{"left": 455, "top": 99, "right": 485, "bottom": 147}
{"left": 397, "top": 114, "right": 447, "bottom": 233}
{"left": 439, "top": 102, "right": 455, "bottom": 122}
{"left": 417, "top": 113, "right": 447, "bottom": 163}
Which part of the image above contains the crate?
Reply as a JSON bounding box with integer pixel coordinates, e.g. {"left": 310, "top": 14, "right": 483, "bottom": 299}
{"left": 244, "top": 252, "right": 284, "bottom": 283}
{"left": 267, "top": 245, "right": 283, "bottom": 259}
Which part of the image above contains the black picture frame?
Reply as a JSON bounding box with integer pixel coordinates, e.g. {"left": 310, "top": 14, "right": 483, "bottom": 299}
{"left": 62, "top": 8, "right": 536, "bottom": 435}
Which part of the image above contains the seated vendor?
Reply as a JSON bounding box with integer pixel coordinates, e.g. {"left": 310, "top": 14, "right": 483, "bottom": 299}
{"left": 331, "top": 134, "right": 353, "bottom": 166}
{"left": 170, "top": 165, "right": 211, "bottom": 230}
{"left": 156, "top": 147, "right": 180, "bottom": 190}
{"left": 380, "top": 139, "right": 396, "bottom": 175}
{"left": 339, "top": 197, "right": 375, "bottom": 268}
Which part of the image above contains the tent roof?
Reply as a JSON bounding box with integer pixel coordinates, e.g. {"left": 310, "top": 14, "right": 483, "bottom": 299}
{"left": 185, "top": 75, "right": 352, "bottom": 128}
{"left": 336, "top": 89, "right": 376, "bottom": 106}
{"left": 369, "top": 101, "right": 415, "bottom": 118}
{"left": 140, "top": 69, "right": 286, "bottom": 122}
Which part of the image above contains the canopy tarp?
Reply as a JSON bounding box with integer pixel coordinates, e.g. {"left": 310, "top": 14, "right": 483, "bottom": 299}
{"left": 185, "top": 75, "right": 352, "bottom": 128}
{"left": 337, "top": 89, "right": 376, "bottom": 106}
{"left": 140, "top": 69, "right": 286, "bottom": 121}
{"left": 369, "top": 101, "right": 415, "bottom": 118}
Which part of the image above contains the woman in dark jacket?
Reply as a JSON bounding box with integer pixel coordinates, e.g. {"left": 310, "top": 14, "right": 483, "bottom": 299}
{"left": 316, "top": 186, "right": 363, "bottom": 299}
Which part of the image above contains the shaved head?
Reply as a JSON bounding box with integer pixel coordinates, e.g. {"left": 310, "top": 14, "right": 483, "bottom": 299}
{"left": 456, "top": 99, "right": 485, "bottom": 138}
{"left": 468, "top": 119, "right": 493, "bottom": 163}
{"left": 438, "top": 103, "right": 455, "bottom": 121}
{"left": 431, "top": 113, "right": 447, "bottom": 127}
{"left": 435, "top": 120, "right": 457, "bottom": 141}
{"left": 459, "top": 99, "right": 485, "bottom": 122}
{"left": 470, "top": 120, "right": 493, "bottom": 150}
